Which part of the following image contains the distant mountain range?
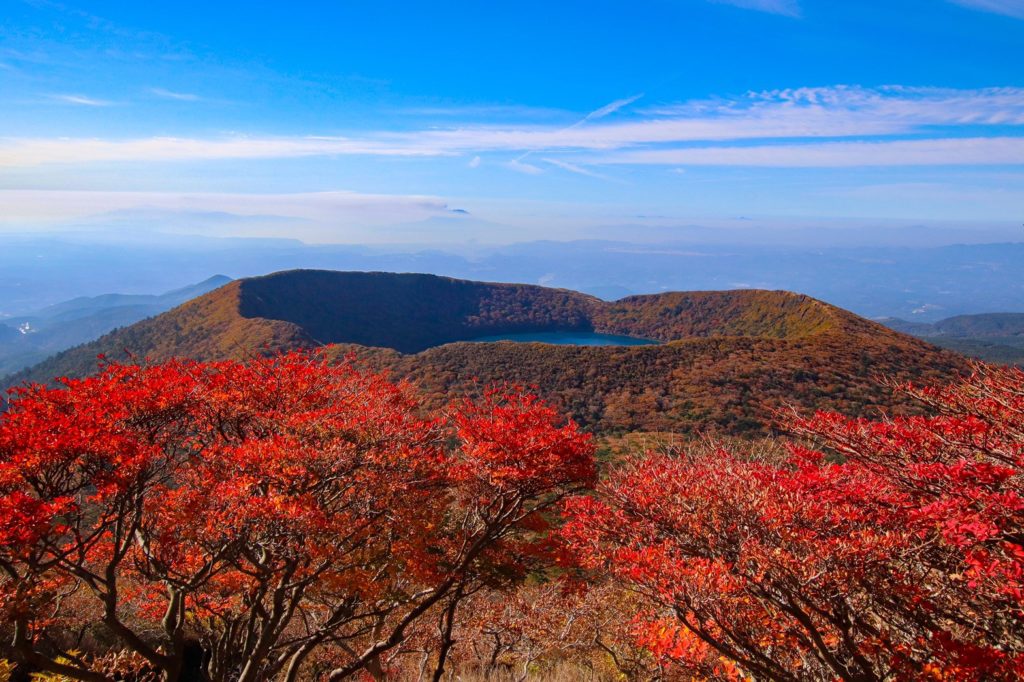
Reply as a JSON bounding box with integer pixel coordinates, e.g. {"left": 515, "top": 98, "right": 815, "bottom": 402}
{"left": 0, "top": 275, "right": 231, "bottom": 376}
{"left": 880, "top": 313, "right": 1024, "bottom": 366}
{"left": 3, "top": 234, "right": 1023, "bottom": 323}
{"left": 6, "top": 270, "right": 967, "bottom": 435}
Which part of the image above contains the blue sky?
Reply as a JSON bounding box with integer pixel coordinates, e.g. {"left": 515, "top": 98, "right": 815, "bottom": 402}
{"left": 1, "top": 0, "right": 1023, "bottom": 244}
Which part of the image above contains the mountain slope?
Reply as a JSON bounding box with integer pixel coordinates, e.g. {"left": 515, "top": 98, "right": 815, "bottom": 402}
{"left": 595, "top": 290, "right": 864, "bottom": 340}
{"left": 7, "top": 270, "right": 967, "bottom": 434}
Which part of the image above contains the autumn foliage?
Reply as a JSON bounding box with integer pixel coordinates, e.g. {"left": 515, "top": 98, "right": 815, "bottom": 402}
{"left": 563, "top": 365, "right": 1024, "bottom": 680}
{"left": 3, "top": 350, "right": 1023, "bottom": 681}
{"left": 0, "top": 352, "right": 594, "bottom": 682}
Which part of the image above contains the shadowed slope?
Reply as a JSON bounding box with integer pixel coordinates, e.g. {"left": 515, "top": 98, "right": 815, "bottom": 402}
{"left": 237, "top": 270, "right": 597, "bottom": 352}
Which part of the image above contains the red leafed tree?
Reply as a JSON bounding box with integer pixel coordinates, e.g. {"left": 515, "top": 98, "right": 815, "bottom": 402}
{"left": 564, "top": 364, "right": 1024, "bottom": 681}
{"left": 0, "top": 352, "right": 595, "bottom": 682}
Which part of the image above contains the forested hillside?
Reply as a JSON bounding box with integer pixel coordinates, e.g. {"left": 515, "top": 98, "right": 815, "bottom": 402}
{"left": 6, "top": 270, "right": 968, "bottom": 434}
{"left": 334, "top": 333, "right": 958, "bottom": 434}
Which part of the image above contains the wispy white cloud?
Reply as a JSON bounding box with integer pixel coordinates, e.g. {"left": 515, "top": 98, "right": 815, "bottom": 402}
{"left": 948, "top": 0, "right": 1024, "bottom": 19}
{"left": 49, "top": 93, "right": 113, "bottom": 106}
{"left": 149, "top": 87, "right": 200, "bottom": 101}
{"left": 510, "top": 92, "right": 644, "bottom": 167}
{"left": 468, "top": 155, "right": 482, "bottom": 168}
{"left": 395, "top": 104, "right": 571, "bottom": 120}
{"left": 0, "top": 135, "right": 450, "bottom": 167}
{"left": 591, "top": 137, "right": 1024, "bottom": 167}
{"left": 644, "top": 85, "right": 1024, "bottom": 127}
{"left": 710, "top": 0, "right": 801, "bottom": 17}
{"left": 505, "top": 159, "right": 544, "bottom": 175}
{"left": 0, "top": 189, "right": 451, "bottom": 227}
{"left": 580, "top": 93, "right": 644, "bottom": 123}
{"left": 3, "top": 86, "right": 1022, "bottom": 170}
{"left": 396, "top": 86, "right": 1024, "bottom": 154}
{"left": 542, "top": 158, "right": 619, "bottom": 182}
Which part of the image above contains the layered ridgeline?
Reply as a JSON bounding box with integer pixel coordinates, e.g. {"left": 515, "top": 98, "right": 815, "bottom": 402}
{"left": 0, "top": 275, "right": 232, "bottom": 376}
{"left": 882, "top": 313, "right": 1024, "bottom": 366}
{"left": 8, "top": 270, "right": 967, "bottom": 434}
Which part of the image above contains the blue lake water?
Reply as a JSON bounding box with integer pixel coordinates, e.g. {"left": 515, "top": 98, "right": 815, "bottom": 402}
{"left": 467, "top": 331, "right": 658, "bottom": 346}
